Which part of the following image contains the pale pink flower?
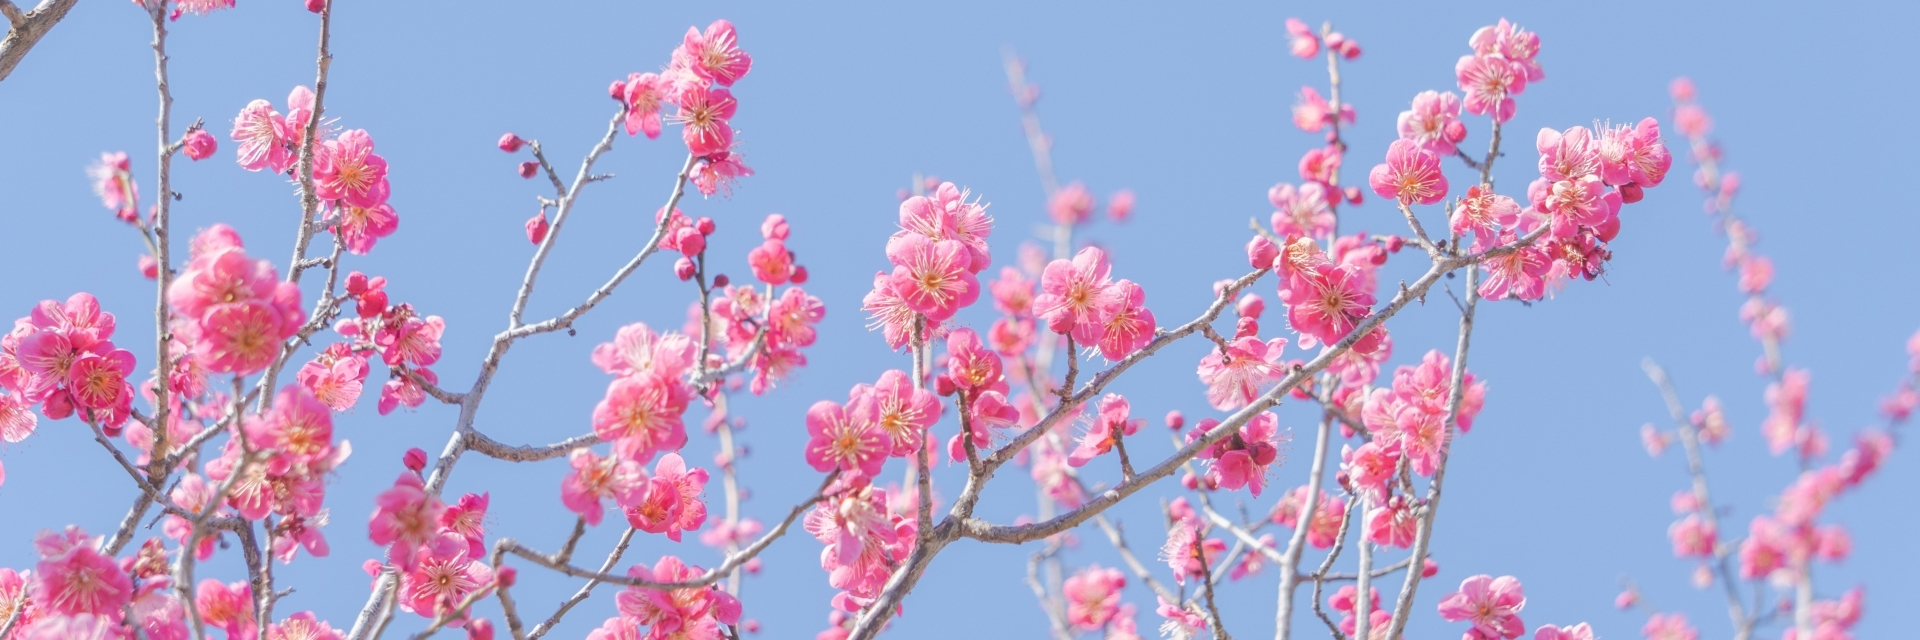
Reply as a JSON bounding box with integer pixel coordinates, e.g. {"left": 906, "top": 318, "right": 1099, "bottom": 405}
{"left": 1533, "top": 623, "right": 1595, "bottom": 640}
{"left": 680, "top": 20, "right": 752, "bottom": 86}
{"left": 1366, "top": 499, "right": 1417, "bottom": 548}
{"left": 1282, "top": 263, "right": 1382, "bottom": 353}
{"left": 885, "top": 235, "right": 978, "bottom": 322}
{"left": 616, "top": 555, "right": 741, "bottom": 634}
{"left": 1108, "top": 189, "right": 1135, "bottom": 222}
{"left": 989, "top": 267, "right": 1035, "bottom": 317}
{"left": 892, "top": 182, "right": 993, "bottom": 272}
{"left": 1397, "top": 91, "right": 1466, "bottom": 155}
{"left": 1035, "top": 247, "right": 1120, "bottom": 343}
{"left": 378, "top": 366, "right": 434, "bottom": 415}
{"left": 1285, "top": 18, "right": 1320, "bottom": 58}
{"left": 1451, "top": 185, "right": 1520, "bottom": 251}
{"left": 1470, "top": 19, "right": 1543, "bottom": 81}
{"left": 86, "top": 151, "right": 139, "bottom": 223}
{"left": 1293, "top": 86, "right": 1354, "bottom": 133}
{"left": 1157, "top": 519, "right": 1224, "bottom": 584}
{"left": 1049, "top": 182, "right": 1095, "bottom": 226}
{"left": 314, "top": 129, "right": 391, "bottom": 208}
{"left": 268, "top": 612, "right": 344, "bottom": 640}
{"left": 1368, "top": 139, "right": 1448, "bottom": 205}
{"left": 1437, "top": 574, "right": 1527, "bottom": 640}
{"left": 1341, "top": 441, "right": 1400, "bottom": 502}
{"left": 1668, "top": 514, "right": 1715, "bottom": 557}
{"left": 19, "top": 614, "right": 128, "bottom": 640}
{"left": 1156, "top": 597, "right": 1208, "bottom": 639}
{"left": 691, "top": 148, "right": 753, "bottom": 197}
{"left": 331, "top": 202, "right": 398, "bottom": 255}
{"left": 804, "top": 397, "right": 885, "bottom": 478}
{"left": 1641, "top": 613, "right": 1697, "bottom": 640}
{"left": 296, "top": 345, "right": 369, "bottom": 412}
{"left": 1063, "top": 565, "right": 1126, "bottom": 630}
{"left": 630, "top": 452, "right": 708, "bottom": 542}
{"left": 1477, "top": 230, "right": 1550, "bottom": 301}
{"left": 591, "top": 372, "right": 691, "bottom": 464}
{"left": 1195, "top": 336, "right": 1287, "bottom": 411}
{"left": 1270, "top": 182, "right": 1335, "bottom": 239}
{"left": 561, "top": 447, "right": 647, "bottom": 526}
{"left": 591, "top": 322, "right": 696, "bottom": 381}
{"left": 748, "top": 239, "right": 793, "bottom": 285}
{"left": 625, "top": 477, "right": 683, "bottom": 539}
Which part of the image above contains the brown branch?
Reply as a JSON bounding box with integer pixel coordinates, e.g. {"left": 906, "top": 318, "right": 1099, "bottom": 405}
{"left": 525, "top": 528, "right": 637, "bottom": 640}
{"left": 0, "top": 0, "right": 77, "bottom": 83}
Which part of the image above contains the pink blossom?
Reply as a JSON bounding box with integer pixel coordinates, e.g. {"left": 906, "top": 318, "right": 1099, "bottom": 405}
{"left": 1107, "top": 189, "right": 1135, "bottom": 222}
{"left": 1341, "top": 441, "right": 1400, "bottom": 501}
{"left": 1270, "top": 182, "right": 1336, "bottom": 239}
{"left": 1366, "top": 499, "right": 1417, "bottom": 548}
{"left": 616, "top": 555, "right": 740, "bottom": 635}
{"left": 1068, "top": 394, "right": 1144, "bottom": 467}
{"left": 1035, "top": 247, "right": 1121, "bottom": 343}
{"left": 32, "top": 527, "right": 131, "bottom": 616}
{"left": 591, "top": 372, "right": 691, "bottom": 464}
{"left": 1190, "top": 412, "right": 1284, "bottom": 496}
{"left": 680, "top": 20, "right": 752, "bottom": 86}
{"left": 989, "top": 267, "right": 1035, "bottom": 317}
{"left": 627, "top": 452, "right": 708, "bottom": 541}
{"left": 331, "top": 203, "right": 399, "bottom": 255}
{"left": 1298, "top": 145, "right": 1342, "bottom": 188}
{"left": 368, "top": 472, "right": 445, "bottom": 570}
{"left": 1285, "top": 18, "right": 1320, "bottom": 58}
{"left": 378, "top": 366, "right": 434, "bottom": 415}
{"left": 1157, "top": 519, "right": 1224, "bottom": 584}
{"left": 804, "top": 398, "right": 885, "bottom": 478}
{"left": 885, "top": 235, "right": 978, "bottom": 322}
{"left": 18, "top": 614, "right": 129, "bottom": 640}
{"left": 401, "top": 534, "right": 494, "bottom": 621}
{"left": 296, "top": 345, "right": 369, "bottom": 412}
{"left": 691, "top": 149, "right": 753, "bottom": 197}
{"left": 1096, "top": 280, "right": 1155, "bottom": 361}
{"left": 747, "top": 239, "right": 793, "bottom": 285}
{"left": 1049, "top": 182, "right": 1095, "bottom": 226}
{"left": 85, "top": 151, "right": 139, "bottom": 223}
{"left": 232, "top": 100, "right": 293, "bottom": 173}
{"left": 1477, "top": 230, "right": 1550, "bottom": 301}
{"left": 1451, "top": 185, "right": 1520, "bottom": 251}
{"left": 1397, "top": 91, "right": 1466, "bottom": 156}
{"left": 561, "top": 447, "right": 647, "bottom": 526}
{"left": 1368, "top": 139, "right": 1448, "bottom": 205}
{"left": 1534, "top": 624, "right": 1595, "bottom": 640}
{"left": 674, "top": 85, "right": 737, "bottom": 157}
{"left": 1196, "top": 336, "right": 1287, "bottom": 410}
{"left": 1437, "top": 574, "right": 1527, "bottom": 640}
{"left": 862, "top": 369, "right": 941, "bottom": 456}
{"left": 195, "top": 580, "right": 256, "bottom": 640}
{"left": 314, "top": 129, "right": 391, "bottom": 208}
{"left": 1063, "top": 565, "right": 1126, "bottom": 630}
{"left": 1668, "top": 514, "right": 1715, "bottom": 558}
{"left": 591, "top": 322, "right": 696, "bottom": 381}
{"left": 65, "top": 348, "right": 134, "bottom": 412}
{"left": 1641, "top": 613, "right": 1697, "bottom": 640}
{"left": 1282, "top": 263, "right": 1382, "bottom": 354}
{"left": 623, "top": 73, "right": 670, "bottom": 139}
{"left": 1293, "top": 86, "right": 1354, "bottom": 133}
{"left": 1456, "top": 53, "right": 1525, "bottom": 123}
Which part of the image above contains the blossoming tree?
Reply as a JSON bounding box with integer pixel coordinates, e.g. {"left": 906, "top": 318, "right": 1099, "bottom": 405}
{"left": 0, "top": 3, "right": 1908, "bottom": 640}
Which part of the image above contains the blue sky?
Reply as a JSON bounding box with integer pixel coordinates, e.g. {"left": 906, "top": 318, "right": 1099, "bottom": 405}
{"left": 1, "top": 1, "right": 1915, "bottom": 638}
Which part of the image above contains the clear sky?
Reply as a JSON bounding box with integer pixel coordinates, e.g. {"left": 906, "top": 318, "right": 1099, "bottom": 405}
{"left": 1, "top": 1, "right": 1915, "bottom": 638}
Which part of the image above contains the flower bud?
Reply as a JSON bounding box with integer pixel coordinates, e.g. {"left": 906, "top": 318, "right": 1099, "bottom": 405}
{"left": 517, "top": 161, "right": 538, "bottom": 179}
{"left": 1338, "top": 40, "right": 1362, "bottom": 59}
{"left": 1385, "top": 235, "right": 1405, "bottom": 253}
{"left": 182, "top": 129, "right": 218, "bottom": 161}
{"left": 467, "top": 619, "right": 495, "bottom": 640}
{"left": 1165, "top": 410, "right": 1184, "bottom": 430}
{"left": 1246, "top": 236, "right": 1279, "bottom": 269}
{"left": 1596, "top": 214, "right": 1622, "bottom": 242}
{"left": 1234, "top": 317, "right": 1259, "bottom": 339}
{"left": 525, "top": 213, "right": 549, "bottom": 245}
{"left": 934, "top": 374, "right": 958, "bottom": 397}
{"left": 497, "top": 133, "right": 525, "bottom": 153}
{"left": 403, "top": 447, "right": 428, "bottom": 472}
{"left": 674, "top": 257, "right": 696, "bottom": 281}
{"left": 790, "top": 265, "right": 809, "bottom": 284}
{"left": 761, "top": 214, "right": 790, "bottom": 240}
{"left": 1422, "top": 558, "right": 1439, "bottom": 578}
{"left": 1236, "top": 293, "right": 1265, "bottom": 319}
{"left": 139, "top": 255, "right": 159, "bottom": 280}
{"left": 608, "top": 80, "right": 627, "bottom": 101}
{"left": 674, "top": 227, "right": 707, "bottom": 256}
{"left": 1443, "top": 119, "right": 1467, "bottom": 143}
{"left": 345, "top": 271, "right": 370, "bottom": 296}
{"left": 1619, "top": 182, "right": 1644, "bottom": 204}
{"left": 1181, "top": 471, "right": 1200, "bottom": 490}
{"left": 497, "top": 566, "right": 518, "bottom": 587}
{"left": 1107, "top": 189, "right": 1135, "bottom": 222}
{"left": 696, "top": 217, "right": 716, "bottom": 235}
{"left": 305, "top": 0, "right": 324, "bottom": 13}
{"left": 711, "top": 273, "right": 730, "bottom": 288}
{"left": 1345, "top": 186, "right": 1364, "bottom": 205}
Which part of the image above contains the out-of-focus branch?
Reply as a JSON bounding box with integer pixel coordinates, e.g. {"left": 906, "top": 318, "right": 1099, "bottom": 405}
{"left": 0, "top": 0, "right": 78, "bottom": 83}
{"left": 1274, "top": 413, "right": 1332, "bottom": 640}
{"left": 1642, "top": 359, "right": 1752, "bottom": 640}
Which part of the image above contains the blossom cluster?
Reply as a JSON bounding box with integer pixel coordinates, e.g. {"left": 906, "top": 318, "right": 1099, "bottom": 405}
{"left": 611, "top": 20, "right": 755, "bottom": 197}
{"left": 231, "top": 86, "right": 401, "bottom": 255}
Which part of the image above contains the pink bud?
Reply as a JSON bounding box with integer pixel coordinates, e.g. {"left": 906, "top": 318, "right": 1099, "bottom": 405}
{"left": 744, "top": 620, "right": 761, "bottom": 634}
{"left": 1338, "top": 40, "right": 1361, "bottom": 59}
{"left": 1165, "top": 410, "right": 1185, "bottom": 431}
{"left": 608, "top": 80, "right": 627, "bottom": 101}
{"left": 466, "top": 619, "right": 494, "bottom": 640}
{"left": 1181, "top": 471, "right": 1199, "bottom": 490}
{"left": 138, "top": 255, "right": 159, "bottom": 279}
{"left": 362, "top": 559, "right": 384, "bottom": 577}
{"left": 790, "top": 265, "right": 809, "bottom": 284}
{"left": 103, "top": 423, "right": 122, "bottom": 438}
{"left": 305, "top": 0, "right": 324, "bottom": 12}
{"left": 345, "top": 271, "right": 369, "bottom": 296}
{"left": 1325, "top": 32, "right": 1346, "bottom": 49}
{"left": 761, "top": 214, "right": 790, "bottom": 240}
{"left": 1246, "top": 236, "right": 1278, "bottom": 269}
{"left": 1443, "top": 119, "right": 1467, "bottom": 143}
{"left": 1344, "top": 186, "right": 1364, "bottom": 205}
{"left": 182, "top": 129, "right": 217, "bottom": 161}
{"left": 403, "top": 448, "right": 427, "bottom": 473}
{"left": 1614, "top": 589, "right": 1638, "bottom": 610}
{"left": 934, "top": 374, "right": 957, "bottom": 397}
{"left": 1369, "top": 249, "right": 1387, "bottom": 266}
{"left": 497, "top": 566, "right": 518, "bottom": 587}
{"left": 525, "top": 213, "right": 550, "bottom": 245}
{"left": 696, "top": 217, "right": 716, "bottom": 235}
{"left": 497, "top": 133, "right": 525, "bottom": 153}
{"left": 1385, "top": 235, "right": 1404, "bottom": 253}
{"left": 1107, "top": 189, "right": 1136, "bottom": 222}
{"left": 1421, "top": 558, "right": 1439, "bottom": 578}
{"left": 517, "top": 161, "right": 538, "bottom": 179}
{"left": 674, "top": 257, "right": 696, "bottom": 281}
{"left": 1234, "top": 317, "right": 1259, "bottom": 339}
{"left": 1669, "top": 77, "right": 1696, "bottom": 103}
{"left": 674, "top": 227, "right": 706, "bottom": 257}
{"left": 1236, "top": 293, "right": 1265, "bottom": 319}
{"left": 1596, "top": 214, "right": 1622, "bottom": 242}
{"left": 711, "top": 274, "right": 730, "bottom": 288}
{"left": 1619, "top": 183, "right": 1644, "bottom": 204}
{"left": 358, "top": 290, "right": 388, "bottom": 319}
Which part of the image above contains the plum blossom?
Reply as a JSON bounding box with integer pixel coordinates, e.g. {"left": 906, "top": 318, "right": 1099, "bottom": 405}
{"left": 1270, "top": 182, "right": 1336, "bottom": 239}
{"left": 804, "top": 397, "right": 885, "bottom": 478}
{"left": 1063, "top": 565, "right": 1126, "bottom": 631}
{"left": 1368, "top": 139, "right": 1449, "bottom": 205}
{"left": 591, "top": 372, "right": 691, "bottom": 464}
{"left": 1067, "top": 393, "right": 1144, "bottom": 467}
{"left": 561, "top": 447, "right": 647, "bottom": 526}
{"left": 314, "top": 129, "right": 391, "bottom": 208}
{"left": 1456, "top": 52, "right": 1526, "bottom": 123}
{"left": 1189, "top": 412, "right": 1285, "bottom": 496}
{"left": 1034, "top": 247, "right": 1121, "bottom": 343}
{"left": 885, "top": 235, "right": 979, "bottom": 322}
{"left": 368, "top": 472, "right": 445, "bottom": 570}
{"left": 1196, "top": 336, "right": 1287, "bottom": 411}
{"left": 1438, "top": 574, "right": 1527, "bottom": 639}
{"left": 1397, "top": 91, "right": 1466, "bottom": 155}
{"left": 400, "top": 534, "right": 495, "bottom": 621}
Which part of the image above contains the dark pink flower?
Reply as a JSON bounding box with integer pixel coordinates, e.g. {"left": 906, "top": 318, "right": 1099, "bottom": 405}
{"left": 674, "top": 86, "right": 737, "bottom": 157}
{"left": 314, "top": 129, "right": 391, "bottom": 208}
{"left": 680, "top": 20, "right": 752, "bottom": 86}
{"left": 885, "top": 236, "right": 978, "bottom": 322}
{"left": 1368, "top": 139, "right": 1448, "bottom": 205}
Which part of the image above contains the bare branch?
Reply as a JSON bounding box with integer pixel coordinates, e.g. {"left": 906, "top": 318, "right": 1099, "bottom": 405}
{"left": 0, "top": 0, "right": 78, "bottom": 83}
